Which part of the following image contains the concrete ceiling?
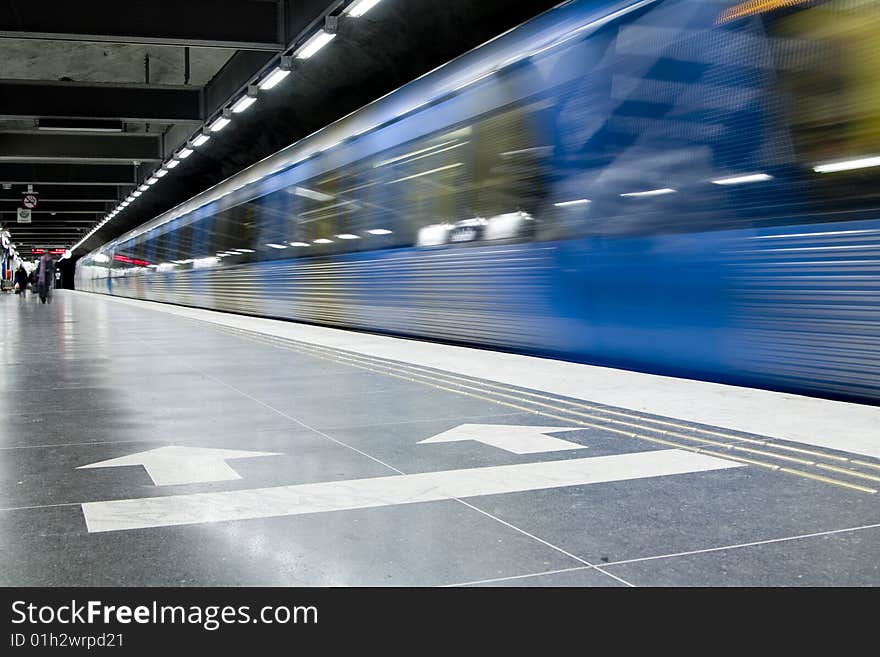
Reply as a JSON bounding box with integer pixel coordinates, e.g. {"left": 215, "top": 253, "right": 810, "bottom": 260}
{"left": 0, "top": 0, "right": 562, "bottom": 255}
{"left": 0, "top": 38, "right": 232, "bottom": 85}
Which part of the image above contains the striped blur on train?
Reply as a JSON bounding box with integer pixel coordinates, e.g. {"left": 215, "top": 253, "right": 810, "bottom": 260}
{"left": 76, "top": 0, "right": 880, "bottom": 403}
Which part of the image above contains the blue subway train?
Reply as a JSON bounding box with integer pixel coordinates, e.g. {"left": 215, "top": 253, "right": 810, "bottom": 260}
{"left": 77, "top": 0, "right": 880, "bottom": 403}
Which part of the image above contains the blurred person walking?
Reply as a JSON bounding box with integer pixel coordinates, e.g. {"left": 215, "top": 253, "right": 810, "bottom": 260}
{"left": 35, "top": 252, "right": 55, "bottom": 304}
{"left": 13, "top": 265, "right": 28, "bottom": 299}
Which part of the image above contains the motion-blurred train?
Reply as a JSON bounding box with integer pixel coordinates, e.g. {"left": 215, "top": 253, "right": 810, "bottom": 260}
{"left": 77, "top": 0, "right": 880, "bottom": 403}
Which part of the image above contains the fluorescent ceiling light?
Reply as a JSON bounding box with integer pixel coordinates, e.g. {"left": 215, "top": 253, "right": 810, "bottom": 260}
{"left": 165, "top": 159, "right": 180, "bottom": 169}
{"left": 346, "top": 0, "right": 383, "bottom": 17}
{"left": 234, "top": 248, "right": 255, "bottom": 253}
{"left": 192, "top": 133, "right": 210, "bottom": 147}
{"left": 156, "top": 168, "right": 169, "bottom": 177}
{"left": 366, "top": 229, "right": 392, "bottom": 235}
{"left": 132, "top": 191, "right": 142, "bottom": 197}
{"left": 296, "top": 30, "right": 336, "bottom": 59}
{"left": 259, "top": 66, "right": 291, "bottom": 90}
{"left": 554, "top": 199, "right": 591, "bottom": 207}
{"left": 120, "top": 201, "right": 129, "bottom": 207}
{"left": 294, "top": 186, "right": 335, "bottom": 201}
{"left": 177, "top": 147, "right": 194, "bottom": 159}
{"left": 813, "top": 156, "right": 880, "bottom": 174}
{"left": 266, "top": 243, "right": 288, "bottom": 249}
{"left": 620, "top": 188, "right": 676, "bottom": 197}
{"left": 138, "top": 184, "right": 149, "bottom": 192}
{"left": 388, "top": 162, "right": 464, "bottom": 185}
{"left": 147, "top": 176, "right": 159, "bottom": 185}
{"left": 711, "top": 173, "right": 773, "bottom": 185}
{"left": 231, "top": 95, "right": 257, "bottom": 113}
{"left": 208, "top": 115, "right": 231, "bottom": 132}
{"left": 374, "top": 139, "right": 459, "bottom": 168}
{"left": 289, "top": 242, "right": 311, "bottom": 246}
{"left": 231, "top": 87, "right": 258, "bottom": 114}
{"left": 313, "top": 238, "right": 333, "bottom": 244}
{"left": 336, "top": 234, "right": 360, "bottom": 239}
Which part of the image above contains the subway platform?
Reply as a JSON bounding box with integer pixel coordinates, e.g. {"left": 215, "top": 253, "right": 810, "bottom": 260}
{"left": 1, "top": 290, "right": 878, "bottom": 587}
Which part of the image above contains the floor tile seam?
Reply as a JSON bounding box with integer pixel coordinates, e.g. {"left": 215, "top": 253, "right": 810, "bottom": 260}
{"left": 444, "top": 520, "right": 880, "bottom": 586}
{"left": 0, "top": 422, "right": 370, "bottom": 451}
{"left": 444, "top": 565, "right": 595, "bottom": 587}
{"left": 599, "top": 520, "right": 880, "bottom": 569}
{"left": 451, "top": 498, "right": 637, "bottom": 588}
{"left": 0, "top": 411, "right": 524, "bottom": 451}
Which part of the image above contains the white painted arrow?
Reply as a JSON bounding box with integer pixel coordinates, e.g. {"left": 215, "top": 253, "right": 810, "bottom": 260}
{"left": 78, "top": 446, "right": 281, "bottom": 486}
{"left": 80, "top": 449, "right": 745, "bottom": 533}
{"left": 418, "top": 424, "right": 583, "bottom": 454}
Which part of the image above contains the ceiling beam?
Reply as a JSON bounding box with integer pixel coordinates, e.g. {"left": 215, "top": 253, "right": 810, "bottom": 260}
{"left": 0, "top": 132, "right": 162, "bottom": 163}
{"left": 0, "top": 201, "right": 109, "bottom": 212}
{"left": 0, "top": 0, "right": 283, "bottom": 50}
{"left": 0, "top": 80, "right": 202, "bottom": 123}
{"left": 0, "top": 163, "right": 137, "bottom": 185}
{"left": 4, "top": 226, "right": 95, "bottom": 230}
{"left": 1, "top": 218, "right": 97, "bottom": 226}
{"left": 0, "top": 185, "right": 125, "bottom": 201}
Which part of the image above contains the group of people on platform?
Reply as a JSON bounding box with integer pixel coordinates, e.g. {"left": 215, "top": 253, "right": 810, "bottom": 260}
{"left": 13, "top": 252, "right": 57, "bottom": 304}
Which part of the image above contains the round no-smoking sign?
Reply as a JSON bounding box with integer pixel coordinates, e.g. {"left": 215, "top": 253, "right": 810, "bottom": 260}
{"left": 22, "top": 194, "right": 38, "bottom": 209}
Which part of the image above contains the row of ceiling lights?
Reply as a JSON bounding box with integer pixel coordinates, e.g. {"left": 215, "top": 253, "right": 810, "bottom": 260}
{"left": 71, "top": 0, "right": 385, "bottom": 254}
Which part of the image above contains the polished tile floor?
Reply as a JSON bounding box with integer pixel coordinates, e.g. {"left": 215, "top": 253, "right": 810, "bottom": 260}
{"left": 1, "top": 291, "right": 877, "bottom": 586}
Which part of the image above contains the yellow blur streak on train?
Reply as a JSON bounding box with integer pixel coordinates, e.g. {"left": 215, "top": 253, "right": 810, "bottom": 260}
{"left": 717, "top": 0, "right": 810, "bottom": 24}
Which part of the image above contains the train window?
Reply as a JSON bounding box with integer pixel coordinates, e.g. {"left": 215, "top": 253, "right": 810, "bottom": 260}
{"left": 769, "top": 0, "right": 880, "bottom": 215}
